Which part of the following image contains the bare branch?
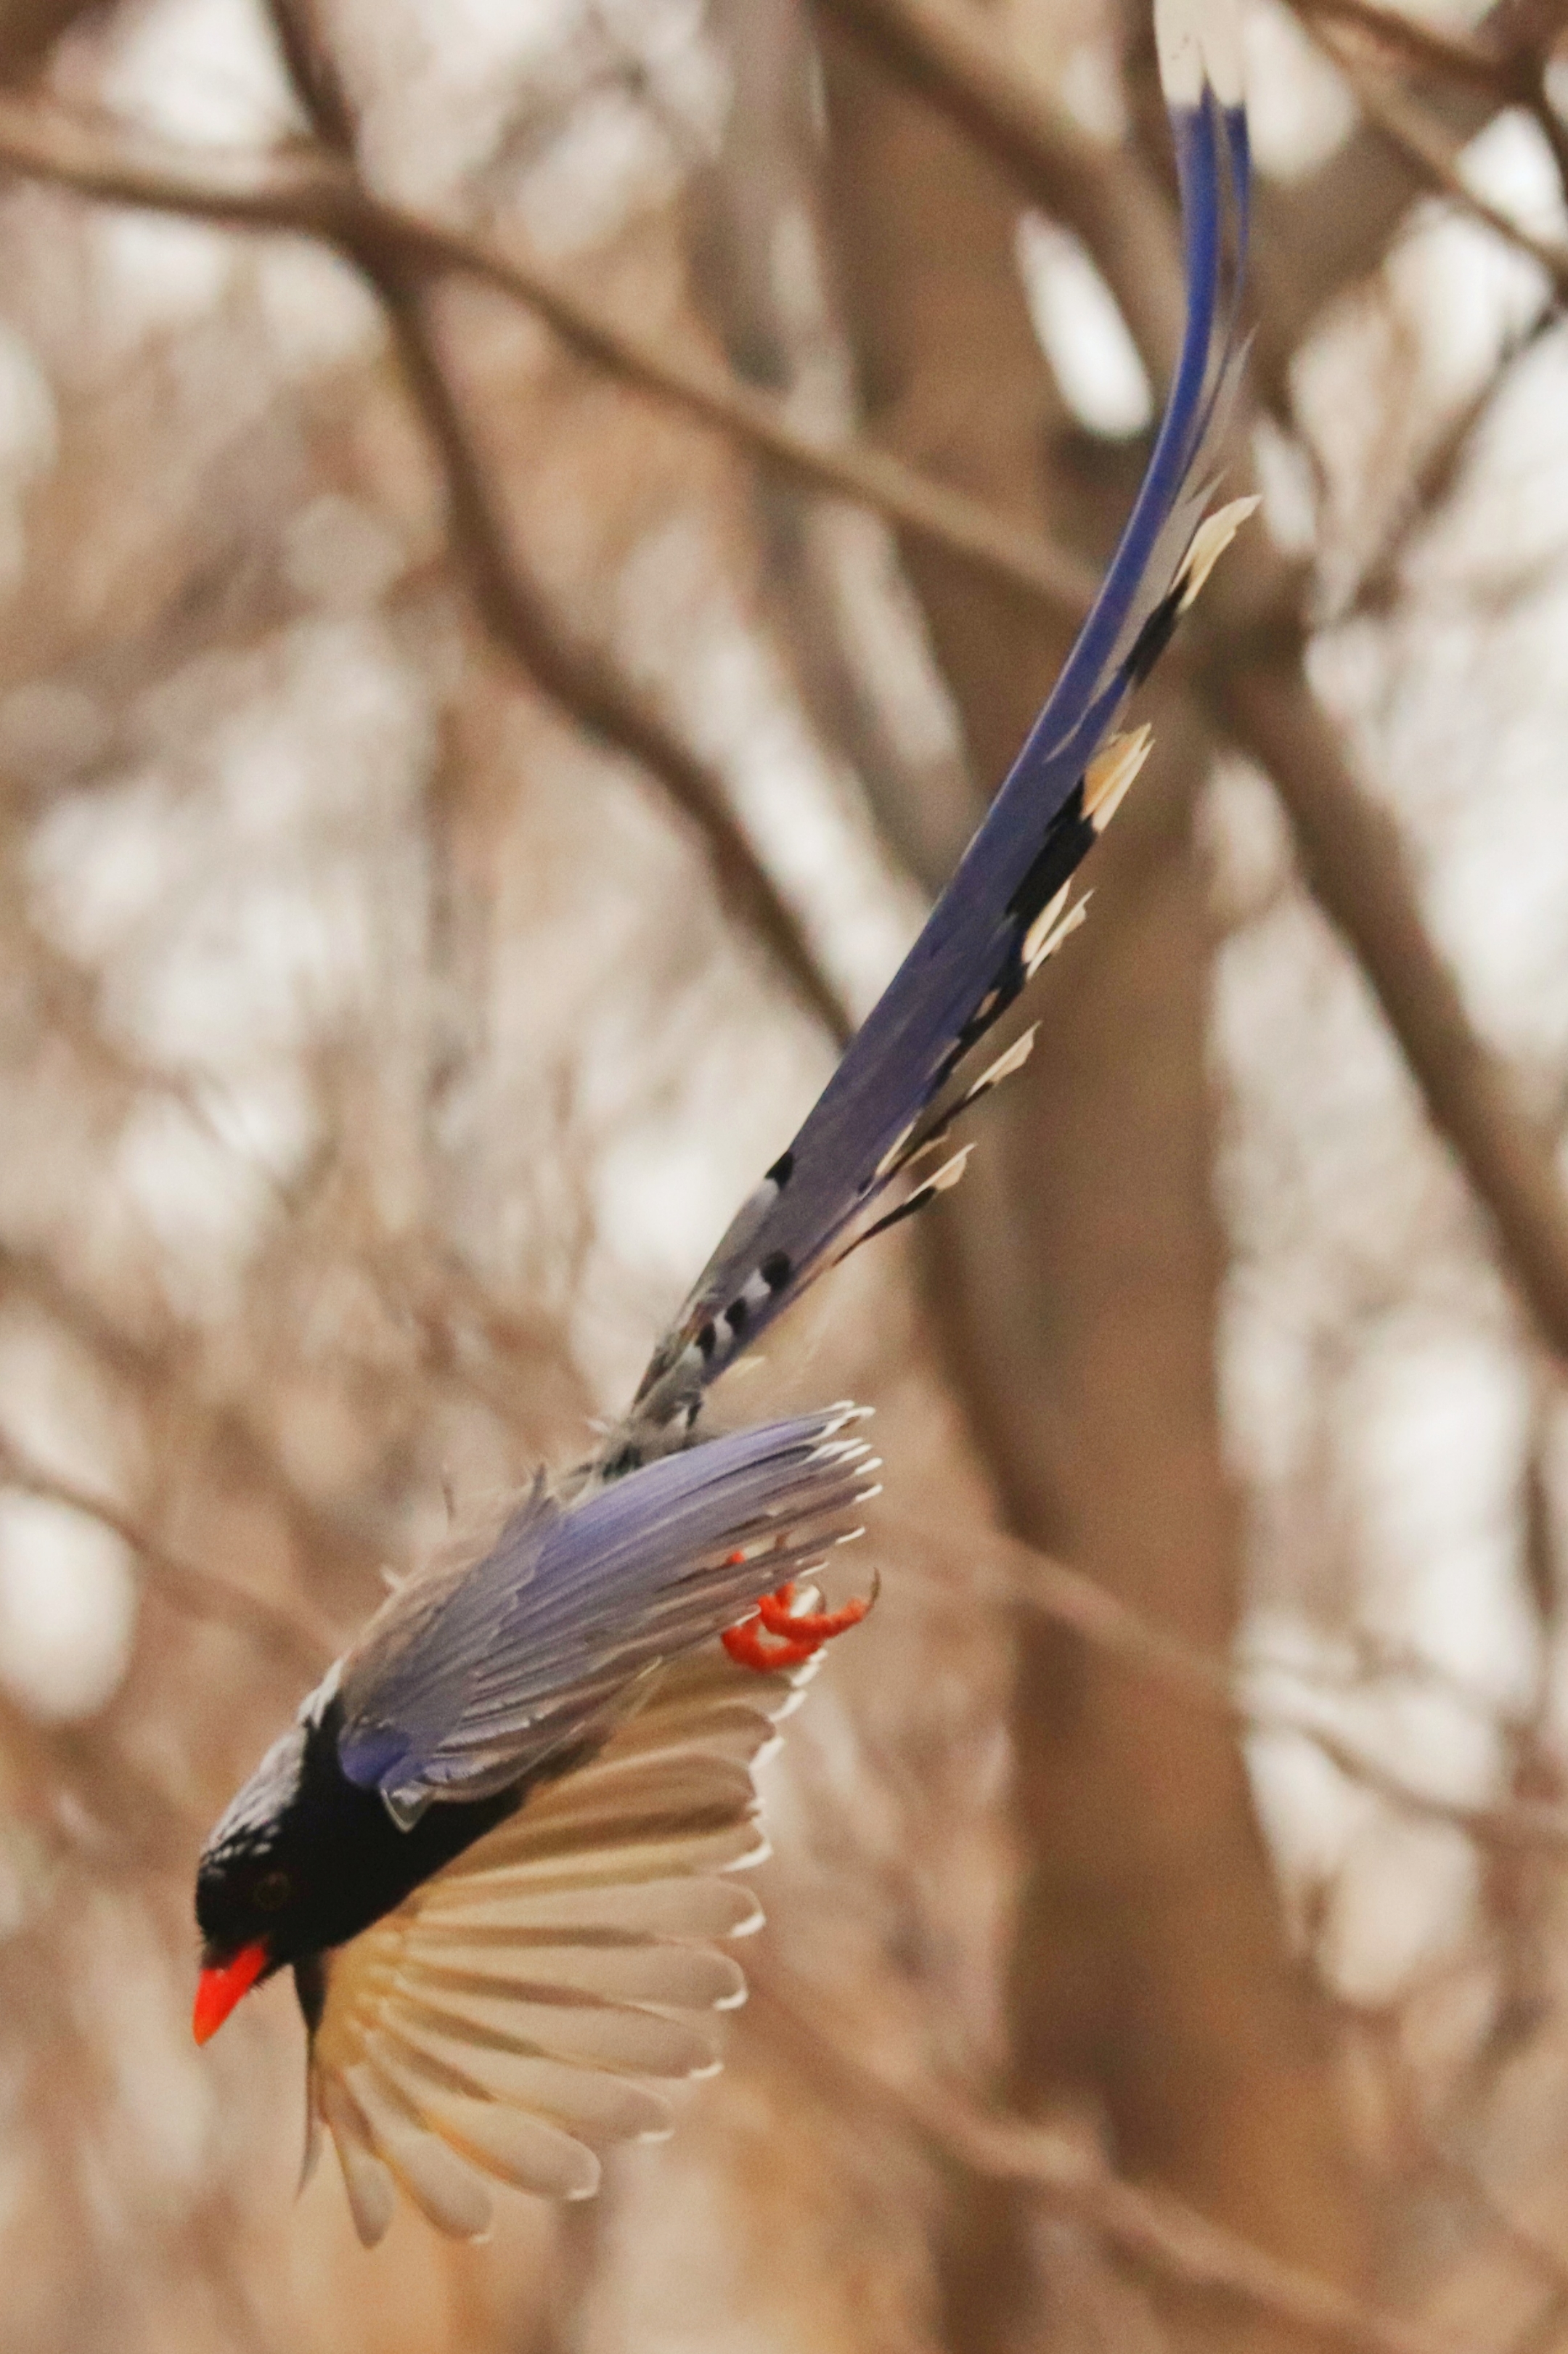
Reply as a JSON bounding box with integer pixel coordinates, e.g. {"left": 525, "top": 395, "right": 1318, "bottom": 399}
{"left": 1214, "top": 661, "right": 1568, "bottom": 1375}
{"left": 0, "top": 93, "right": 857, "bottom": 1041}
{"left": 1291, "top": 0, "right": 1506, "bottom": 92}
{"left": 1299, "top": 20, "right": 1568, "bottom": 299}
{"left": 1292, "top": 0, "right": 1568, "bottom": 203}
{"left": 1338, "top": 306, "right": 1554, "bottom": 621}
{"left": 7, "top": 86, "right": 1568, "bottom": 1400}
{"left": 0, "top": 1434, "right": 330, "bottom": 1676}
{"left": 754, "top": 1969, "right": 1480, "bottom": 2354}
{"left": 379, "top": 284, "right": 856, "bottom": 1041}
{"left": 889, "top": 1511, "right": 1568, "bottom": 1856}
{"left": 811, "top": 0, "right": 1185, "bottom": 382}
{"left": 0, "top": 92, "right": 1097, "bottom": 619}
{"left": 0, "top": 1235, "right": 377, "bottom": 1587}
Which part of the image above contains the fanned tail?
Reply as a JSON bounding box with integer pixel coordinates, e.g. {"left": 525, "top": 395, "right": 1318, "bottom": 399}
{"left": 631, "top": 0, "right": 1251, "bottom": 1432}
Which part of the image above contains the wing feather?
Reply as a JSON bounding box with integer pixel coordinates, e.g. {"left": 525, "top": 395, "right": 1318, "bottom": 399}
{"left": 334, "top": 1407, "right": 872, "bottom": 1816}
{"left": 309, "top": 1640, "right": 813, "bottom": 2244}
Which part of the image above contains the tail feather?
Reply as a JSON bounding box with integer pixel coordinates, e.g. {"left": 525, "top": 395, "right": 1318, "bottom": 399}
{"left": 632, "top": 0, "right": 1251, "bottom": 1431}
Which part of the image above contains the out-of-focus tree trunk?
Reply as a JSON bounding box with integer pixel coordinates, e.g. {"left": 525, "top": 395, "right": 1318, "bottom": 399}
{"left": 693, "top": 0, "right": 979, "bottom": 891}
{"left": 0, "top": 0, "right": 99, "bottom": 79}
{"left": 814, "top": 20, "right": 1371, "bottom": 2350}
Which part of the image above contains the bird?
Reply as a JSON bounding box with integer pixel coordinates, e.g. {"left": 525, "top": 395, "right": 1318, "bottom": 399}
{"left": 192, "top": 0, "right": 1253, "bottom": 2247}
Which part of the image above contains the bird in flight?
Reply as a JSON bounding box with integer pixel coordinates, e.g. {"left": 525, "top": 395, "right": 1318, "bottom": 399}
{"left": 192, "top": 0, "right": 1253, "bottom": 2246}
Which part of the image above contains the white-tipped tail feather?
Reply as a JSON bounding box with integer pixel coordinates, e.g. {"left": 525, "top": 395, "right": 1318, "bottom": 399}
{"left": 309, "top": 1637, "right": 820, "bottom": 2245}
{"left": 1176, "top": 494, "right": 1260, "bottom": 612}
{"left": 1155, "top": 0, "right": 1244, "bottom": 106}
{"left": 1083, "top": 724, "right": 1154, "bottom": 832}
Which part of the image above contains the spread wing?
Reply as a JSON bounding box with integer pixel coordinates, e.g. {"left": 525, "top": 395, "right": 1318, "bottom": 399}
{"left": 335, "top": 1407, "right": 877, "bottom": 1821}
{"left": 631, "top": 0, "right": 1251, "bottom": 1431}
{"left": 308, "top": 1637, "right": 817, "bottom": 2244}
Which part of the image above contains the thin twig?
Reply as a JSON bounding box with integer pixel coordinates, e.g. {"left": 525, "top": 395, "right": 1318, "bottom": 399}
{"left": 1291, "top": 0, "right": 1506, "bottom": 92}
{"left": 886, "top": 1511, "right": 1568, "bottom": 1855}
{"left": 12, "top": 81, "right": 1568, "bottom": 1389}
{"left": 0, "top": 1235, "right": 375, "bottom": 1584}
{"left": 382, "top": 282, "right": 855, "bottom": 1039}
{"left": 810, "top": 0, "right": 1186, "bottom": 382}
{"left": 1291, "top": 0, "right": 1568, "bottom": 207}
{"left": 1300, "top": 23, "right": 1568, "bottom": 300}
{"left": 1212, "top": 660, "right": 1568, "bottom": 1375}
{"left": 0, "top": 89, "right": 854, "bottom": 1036}
{"left": 1337, "top": 304, "right": 1554, "bottom": 621}
{"left": 0, "top": 1434, "right": 330, "bottom": 1675}
{"left": 0, "top": 93, "right": 1097, "bottom": 619}
{"left": 754, "top": 1966, "right": 1479, "bottom": 2354}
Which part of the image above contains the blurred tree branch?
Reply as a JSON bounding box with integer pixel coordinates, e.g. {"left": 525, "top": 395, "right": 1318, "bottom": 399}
{"left": 0, "top": 91, "right": 1100, "bottom": 616}
{"left": 7, "top": 86, "right": 1568, "bottom": 1398}
{"left": 1336, "top": 304, "right": 1553, "bottom": 620}
{"left": 1211, "top": 662, "right": 1568, "bottom": 1376}
{"left": 0, "top": 0, "right": 101, "bottom": 82}
{"left": 287, "top": 0, "right": 859, "bottom": 1045}
{"left": 1292, "top": 0, "right": 1509, "bottom": 91}
{"left": 1294, "top": 18, "right": 1568, "bottom": 298}
{"left": 0, "top": 1235, "right": 375, "bottom": 1585}
{"left": 756, "top": 1967, "right": 1475, "bottom": 2354}
{"left": 895, "top": 1511, "right": 1568, "bottom": 1861}
{"left": 0, "top": 88, "right": 854, "bottom": 1038}
{"left": 0, "top": 1433, "right": 330, "bottom": 1674}
{"left": 1292, "top": 0, "right": 1568, "bottom": 198}
{"left": 810, "top": 0, "right": 1188, "bottom": 377}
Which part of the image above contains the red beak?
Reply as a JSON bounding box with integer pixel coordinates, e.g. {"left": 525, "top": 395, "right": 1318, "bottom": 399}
{"left": 193, "top": 1940, "right": 269, "bottom": 2045}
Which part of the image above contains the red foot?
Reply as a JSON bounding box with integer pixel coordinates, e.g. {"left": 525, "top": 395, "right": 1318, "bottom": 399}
{"left": 722, "top": 1575, "right": 878, "bottom": 1673}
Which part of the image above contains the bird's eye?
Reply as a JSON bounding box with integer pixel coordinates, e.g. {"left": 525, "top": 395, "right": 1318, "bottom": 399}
{"left": 254, "top": 1870, "right": 293, "bottom": 1913}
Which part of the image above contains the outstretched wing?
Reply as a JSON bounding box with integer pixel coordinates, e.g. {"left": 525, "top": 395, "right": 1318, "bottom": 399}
{"left": 309, "top": 1638, "right": 814, "bottom": 2244}
{"left": 335, "top": 1407, "right": 876, "bottom": 1821}
{"left": 632, "top": 0, "right": 1251, "bottom": 1429}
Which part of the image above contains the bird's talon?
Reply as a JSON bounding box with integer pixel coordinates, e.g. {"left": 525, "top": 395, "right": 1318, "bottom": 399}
{"left": 723, "top": 1572, "right": 878, "bottom": 1673}
{"left": 754, "top": 1582, "right": 798, "bottom": 1635}
{"left": 720, "top": 1618, "right": 780, "bottom": 1672}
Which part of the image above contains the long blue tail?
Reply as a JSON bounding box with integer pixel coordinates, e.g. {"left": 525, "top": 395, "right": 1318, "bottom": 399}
{"left": 634, "top": 0, "right": 1251, "bottom": 1431}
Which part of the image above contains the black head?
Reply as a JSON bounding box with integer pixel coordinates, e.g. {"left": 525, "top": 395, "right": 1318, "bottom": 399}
{"left": 192, "top": 1679, "right": 524, "bottom": 2043}
{"left": 195, "top": 1720, "right": 317, "bottom": 1979}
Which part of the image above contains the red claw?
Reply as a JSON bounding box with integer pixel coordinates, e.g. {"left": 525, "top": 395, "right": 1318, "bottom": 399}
{"left": 722, "top": 1573, "right": 878, "bottom": 1674}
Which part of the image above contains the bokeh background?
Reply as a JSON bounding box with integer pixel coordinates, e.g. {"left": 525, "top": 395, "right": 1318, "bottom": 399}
{"left": 1, "top": 0, "right": 1567, "bottom": 2347}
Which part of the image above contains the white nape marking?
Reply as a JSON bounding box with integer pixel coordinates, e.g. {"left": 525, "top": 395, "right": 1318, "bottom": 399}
{"left": 1177, "top": 496, "right": 1262, "bottom": 613}
{"left": 208, "top": 1722, "right": 309, "bottom": 1851}
{"left": 1025, "top": 893, "right": 1092, "bottom": 980}
{"left": 1021, "top": 880, "right": 1073, "bottom": 972}
{"left": 1085, "top": 725, "right": 1154, "bottom": 831}
{"left": 1156, "top": 0, "right": 1244, "bottom": 106}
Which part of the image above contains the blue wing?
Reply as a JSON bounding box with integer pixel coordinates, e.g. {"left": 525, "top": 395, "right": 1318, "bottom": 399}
{"left": 632, "top": 4, "right": 1251, "bottom": 1431}
{"left": 335, "top": 1406, "right": 878, "bottom": 1820}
